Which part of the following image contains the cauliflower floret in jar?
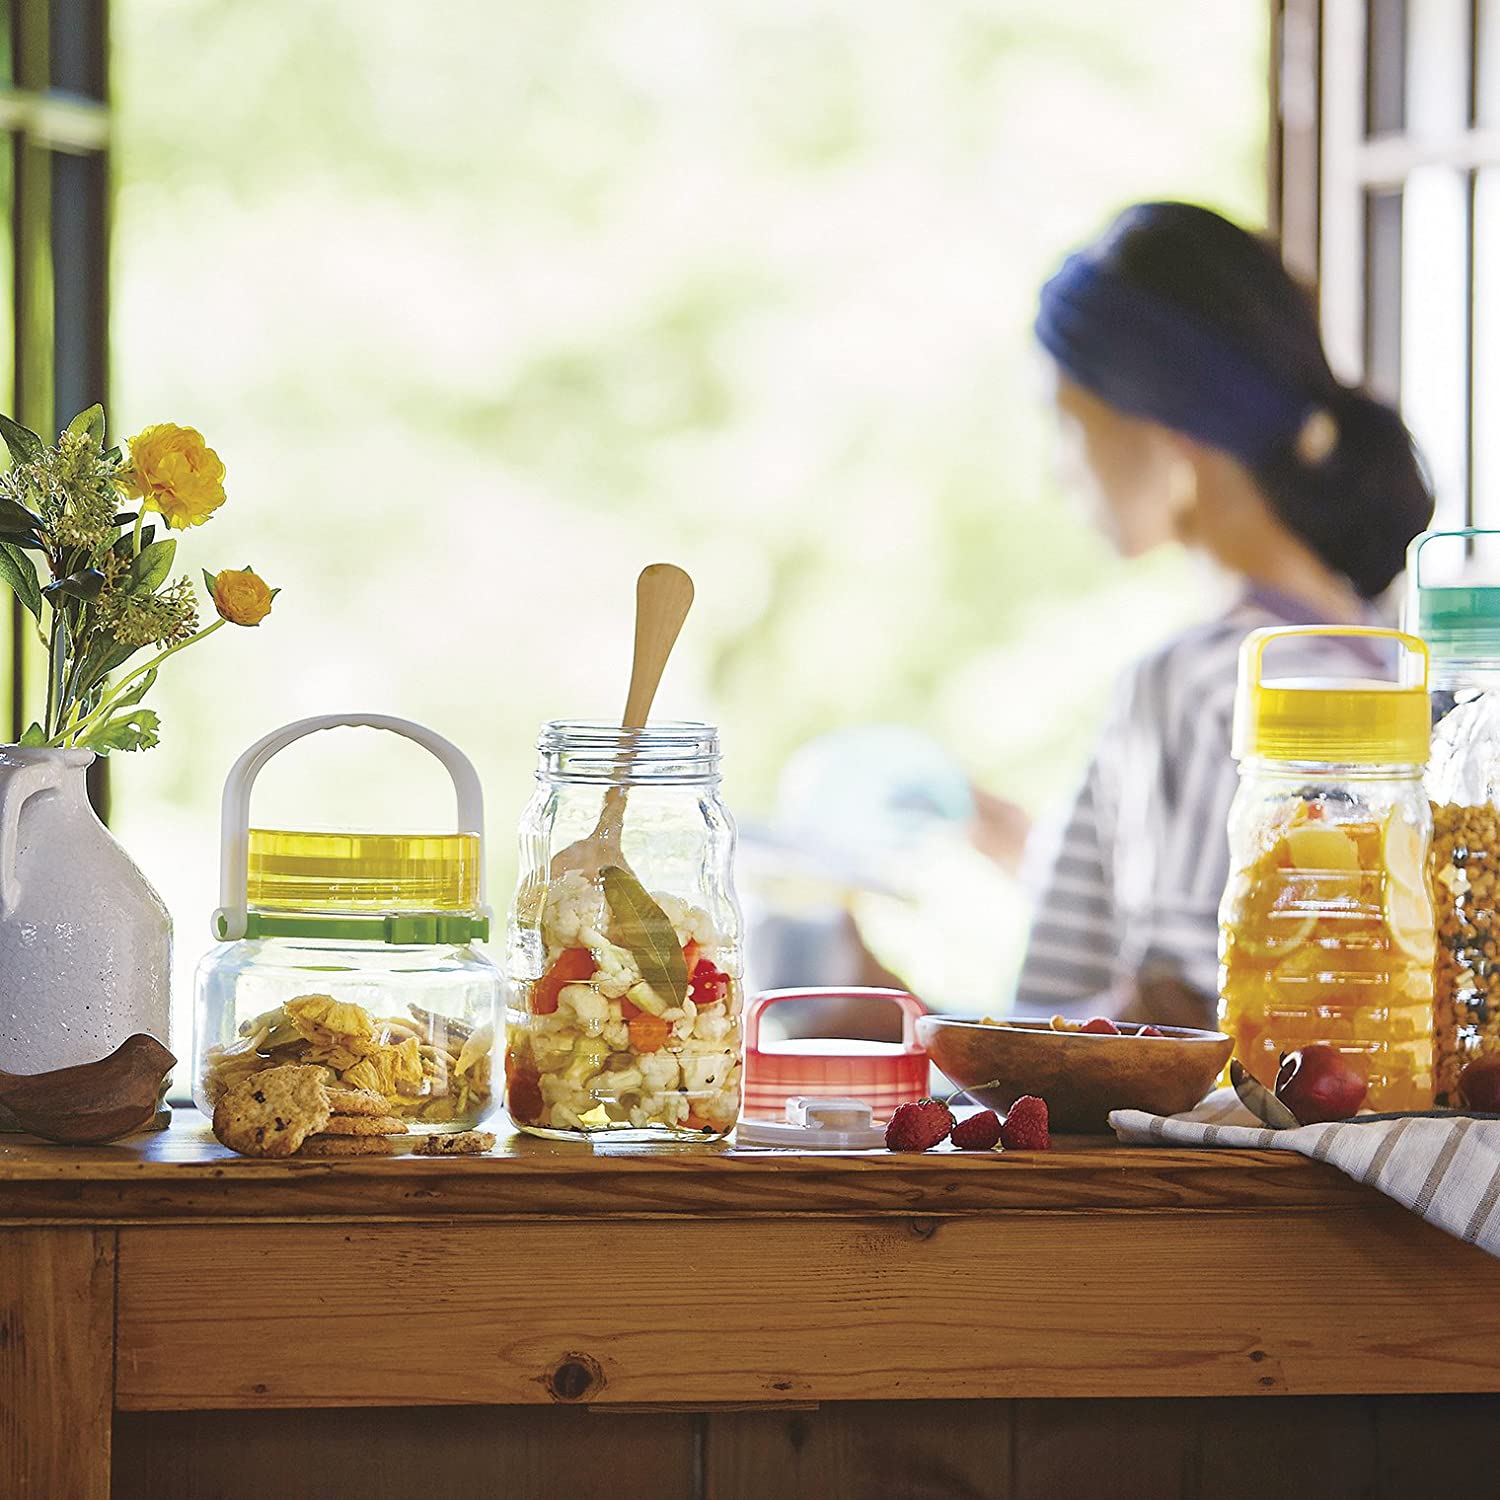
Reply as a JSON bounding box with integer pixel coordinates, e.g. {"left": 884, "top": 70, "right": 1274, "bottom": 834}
{"left": 542, "top": 872, "right": 611, "bottom": 954}
{"left": 652, "top": 892, "right": 716, "bottom": 951}
{"left": 593, "top": 940, "right": 642, "bottom": 999}
{"left": 558, "top": 983, "right": 609, "bottom": 1032}
{"left": 638, "top": 1050, "right": 682, "bottom": 1093}
{"left": 601, "top": 1018, "right": 629, "bottom": 1051}
{"left": 631, "top": 1092, "right": 689, "bottom": 1129}
{"left": 694, "top": 1005, "right": 732, "bottom": 1045}
{"left": 596, "top": 1062, "right": 645, "bottom": 1094}
{"left": 530, "top": 1029, "right": 577, "bottom": 1072}
{"left": 540, "top": 1071, "right": 589, "bottom": 1113}
{"left": 680, "top": 1048, "right": 733, "bottom": 1094}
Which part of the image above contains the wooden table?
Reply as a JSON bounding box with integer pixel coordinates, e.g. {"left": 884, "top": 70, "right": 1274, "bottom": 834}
{"left": 4, "top": 1114, "right": 1499, "bottom": 1500}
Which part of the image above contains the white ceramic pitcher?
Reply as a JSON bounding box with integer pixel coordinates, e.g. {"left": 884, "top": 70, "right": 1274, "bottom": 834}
{"left": 0, "top": 747, "right": 171, "bottom": 1111}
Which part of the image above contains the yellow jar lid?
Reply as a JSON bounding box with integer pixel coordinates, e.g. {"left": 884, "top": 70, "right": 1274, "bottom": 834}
{"left": 1232, "top": 626, "right": 1431, "bottom": 766}
{"left": 246, "top": 828, "right": 482, "bottom": 913}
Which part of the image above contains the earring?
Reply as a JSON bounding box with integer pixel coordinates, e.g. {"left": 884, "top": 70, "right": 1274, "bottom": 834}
{"left": 1166, "top": 457, "right": 1198, "bottom": 540}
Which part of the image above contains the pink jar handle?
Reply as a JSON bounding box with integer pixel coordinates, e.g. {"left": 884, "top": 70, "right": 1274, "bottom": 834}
{"left": 743, "top": 988, "right": 928, "bottom": 1053}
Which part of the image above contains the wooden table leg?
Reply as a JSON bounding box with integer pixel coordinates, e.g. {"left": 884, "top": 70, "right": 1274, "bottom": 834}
{"left": 1, "top": 1227, "right": 115, "bottom": 1500}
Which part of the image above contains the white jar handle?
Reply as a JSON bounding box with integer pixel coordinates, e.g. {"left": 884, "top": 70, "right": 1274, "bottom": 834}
{"left": 0, "top": 758, "right": 67, "bottom": 917}
{"left": 212, "top": 713, "right": 487, "bottom": 940}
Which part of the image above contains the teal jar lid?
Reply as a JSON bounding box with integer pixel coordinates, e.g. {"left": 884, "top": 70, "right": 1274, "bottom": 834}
{"left": 1409, "top": 530, "right": 1500, "bottom": 660}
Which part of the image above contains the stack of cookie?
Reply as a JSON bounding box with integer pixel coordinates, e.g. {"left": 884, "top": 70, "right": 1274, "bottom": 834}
{"left": 300, "top": 1085, "right": 409, "bottom": 1158}
{"left": 209, "top": 1063, "right": 496, "bottom": 1158}
{"left": 210, "top": 1064, "right": 406, "bottom": 1158}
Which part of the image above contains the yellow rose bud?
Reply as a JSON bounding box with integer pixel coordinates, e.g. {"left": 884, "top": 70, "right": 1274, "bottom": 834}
{"left": 123, "top": 423, "right": 226, "bottom": 529}
{"left": 211, "top": 567, "right": 275, "bottom": 627}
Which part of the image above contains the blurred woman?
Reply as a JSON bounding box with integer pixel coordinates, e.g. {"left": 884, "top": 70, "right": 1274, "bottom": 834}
{"left": 1017, "top": 201, "right": 1433, "bottom": 1027}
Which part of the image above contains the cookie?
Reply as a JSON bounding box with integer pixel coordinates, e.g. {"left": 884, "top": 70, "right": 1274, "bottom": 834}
{"left": 212, "top": 1064, "right": 330, "bottom": 1158}
{"left": 297, "top": 1133, "right": 397, "bottom": 1157}
{"left": 325, "top": 1087, "right": 391, "bottom": 1117}
{"left": 411, "top": 1130, "right": 497, "bottom": 1157}
{"left": 317, "top": 1113, "right": 409, "bottom": 1136}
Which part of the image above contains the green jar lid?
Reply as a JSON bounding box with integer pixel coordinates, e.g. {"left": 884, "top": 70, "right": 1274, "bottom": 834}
{"left": 1417, "top": 584, "right": 1500, "bottom": 659}
{"left": 1410, "top": 530, "right": 1500, "bottom": 661}
{"left": 222, "top": 910, "right": 491, "bottom": 945}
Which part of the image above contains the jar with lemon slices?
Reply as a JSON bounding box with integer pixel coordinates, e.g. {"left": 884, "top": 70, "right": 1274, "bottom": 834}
{"left": 1409, "top": 530, "right": 1500, "bottom": 1104}
{"left": 1218, "top": 627, "right": 1436, "bottom": 1112}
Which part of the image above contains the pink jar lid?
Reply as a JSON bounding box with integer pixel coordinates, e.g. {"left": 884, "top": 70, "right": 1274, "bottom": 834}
{"left": 741, "top": 988, "right": 929, "bottom": 1124}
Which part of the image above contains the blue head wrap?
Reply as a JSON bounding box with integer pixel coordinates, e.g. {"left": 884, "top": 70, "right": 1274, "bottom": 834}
{"left": 1035, "top": 250, "right": 1315, "bottom": 466}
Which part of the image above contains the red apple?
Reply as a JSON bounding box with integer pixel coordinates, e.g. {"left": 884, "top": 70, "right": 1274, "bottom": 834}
{"left": 1274, "top": 1045, "right": 1369, "bottom": 1123}
{"left": 1458, "top": 1055, "right": 1500, "bottom": 1113}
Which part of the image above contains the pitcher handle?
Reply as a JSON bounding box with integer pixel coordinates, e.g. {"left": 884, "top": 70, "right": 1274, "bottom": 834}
{"left": 0, "top": 757, "right": 67, "bottom": 918}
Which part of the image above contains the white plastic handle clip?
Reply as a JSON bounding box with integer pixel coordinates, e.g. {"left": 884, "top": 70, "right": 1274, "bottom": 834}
{"left": 211, "top": 713, "right": 488, "bottom": 940}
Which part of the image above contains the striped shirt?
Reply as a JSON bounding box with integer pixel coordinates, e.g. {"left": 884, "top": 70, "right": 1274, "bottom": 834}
{"left": 1014, "top": 588, "right": 1377, "bottom": 1022}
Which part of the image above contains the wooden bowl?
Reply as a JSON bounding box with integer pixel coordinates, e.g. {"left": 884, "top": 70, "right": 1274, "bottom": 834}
{"left": 915, "top": 1016, "right": 1233, "bottom": 1133}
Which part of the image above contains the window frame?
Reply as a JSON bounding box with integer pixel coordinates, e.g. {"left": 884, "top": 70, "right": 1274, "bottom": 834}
{"left": 1275, "top": 0, "right": 1500, "bottom": 533}
{"left": 0, "top": 0, "right": 111, "bottom": 810}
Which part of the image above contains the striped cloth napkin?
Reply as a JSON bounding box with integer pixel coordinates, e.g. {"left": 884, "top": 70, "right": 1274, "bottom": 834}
{"left": 1109, "top": 1087, "right": 1500, "bottom": 1256}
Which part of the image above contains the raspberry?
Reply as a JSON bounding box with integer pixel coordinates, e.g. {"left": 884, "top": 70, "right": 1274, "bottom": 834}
{"left": 884, "top": 1098, "right": 954, "bottom": 1152}
{"left": 1000, "top": 1095, "right": 1050, "bottom": 1150}
{"left": 950, "top": 1109, "right": 1001, "bottom": 1150}
{"left": 1079, "top": 1017, "right": 1120, "bottom": 1034}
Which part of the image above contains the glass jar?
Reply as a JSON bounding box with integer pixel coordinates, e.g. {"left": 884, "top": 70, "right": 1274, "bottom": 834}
{"left": 194, "top": 715, "right": 503, "bottom": 1132}
{"left": 505, "top": 721, "right": 743, "bottom": 1140}
{"left": 1218, "top": 627, "right": 1436, "bottom": 1112}
{"left": 1411, "top": 529, "right": 1500, "bottom": 1104}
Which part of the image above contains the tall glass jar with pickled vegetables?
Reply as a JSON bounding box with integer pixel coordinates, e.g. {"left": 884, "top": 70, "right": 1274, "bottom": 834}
{"left": 1218, "top": 627, "right": 1435, "bottom": 1112}
{"left": 1410, "top": 529, "right": 1500, "bottom": 1104}
{"left": 505, "top": 721, "right": 743, "bottom": 1140}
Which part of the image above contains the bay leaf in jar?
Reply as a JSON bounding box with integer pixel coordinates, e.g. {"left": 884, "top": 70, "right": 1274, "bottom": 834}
{"left": 602, "top": 865, "right": 689, "bottom": 1008}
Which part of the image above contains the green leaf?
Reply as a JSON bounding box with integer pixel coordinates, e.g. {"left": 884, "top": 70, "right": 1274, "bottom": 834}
{"left": 65, "top": 405, "right": 105, "bottom": 450}
{"left": 201, "top": 568, "right": 217, "bottom": 595}
{"left": 126, "top": 537, "right": 176, "bottom": 594}
{"left": 0, "top": 495, "right": 40, "bottom": 537}
{"left": 113, "top": 523, "right": 154, "bottom": 559}
{"left": 106, "top": 667, "right": 156, "bottom": 713}
{"left": 42, "top": 568, "right": 105, "bottom": 602}
{"left": 0, "top": 414, "right": 43, "bottom": 465}
{"left": 18, "top": 721, "right": 45, "bottom": 747}
{"left": 0, "top": 542, "right": 42, "bottom": 619}
{"left": 601, "top": 865, "right": 689, "bottom": 1008}
{"left": 73, "top": 635, "right": 141, "bottom": 698}
{"left": 102, "top": 447, "right": 123, "bottom": 466}
{"left": 78, "top": 707, "right": 160, "bottom": 754}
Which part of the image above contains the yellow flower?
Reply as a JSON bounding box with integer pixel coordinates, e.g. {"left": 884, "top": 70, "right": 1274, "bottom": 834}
{"left": 123, "top": 423, "right": 226, "bottom": 529}
{"left": 211, "top": 566, "right": 276, "bottom": 627}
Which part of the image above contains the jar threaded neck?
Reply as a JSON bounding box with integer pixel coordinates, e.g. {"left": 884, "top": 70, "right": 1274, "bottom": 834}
{"left": 536, "top": 720, "right": 721, "bottom": 785}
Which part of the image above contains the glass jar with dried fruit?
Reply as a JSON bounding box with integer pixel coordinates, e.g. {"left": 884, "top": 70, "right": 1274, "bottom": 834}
{"left": 505, "top": 721, "right": 743, "bottom": 1140}
{"left": 1410, "top": 530, "right": 1500, "bottom": 1105}
{"left": 1218, "top": 628, "right": 1436, "bottom": 1112}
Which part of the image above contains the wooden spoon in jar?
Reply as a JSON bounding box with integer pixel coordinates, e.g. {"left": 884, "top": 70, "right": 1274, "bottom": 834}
{"left": 550, "top": 563, "right": 695, "bottom": 881}
{"left": 0, "top": 1033, "right": 176, "bottom": 1144}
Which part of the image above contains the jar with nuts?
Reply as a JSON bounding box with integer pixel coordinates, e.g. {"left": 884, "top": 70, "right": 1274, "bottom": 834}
{"left": 1412, "top": 530, "right": 1500, "bottom": 1105}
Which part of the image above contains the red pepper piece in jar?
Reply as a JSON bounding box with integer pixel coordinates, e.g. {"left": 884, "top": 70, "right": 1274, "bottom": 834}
{"left": 505, "top": 1053, "right": 544, "bottom": 1123}
{"left": 689, "top": 958, "right": 730, "bottom": 1007}
{"left": 531, "top": 947, "right": 596, "bottom": 1015}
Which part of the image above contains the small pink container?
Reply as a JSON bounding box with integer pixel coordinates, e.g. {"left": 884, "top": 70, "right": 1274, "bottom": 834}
{"left": 742, "top": 988, "right": 929, "bottom": 1124}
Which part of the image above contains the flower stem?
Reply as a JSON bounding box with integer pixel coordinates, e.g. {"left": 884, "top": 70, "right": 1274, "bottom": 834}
{"left": 131, "top": 508, "right": 145, "bottom": 557}
{"left": 57, "top": 617, "right": 224, "bottom": 747}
